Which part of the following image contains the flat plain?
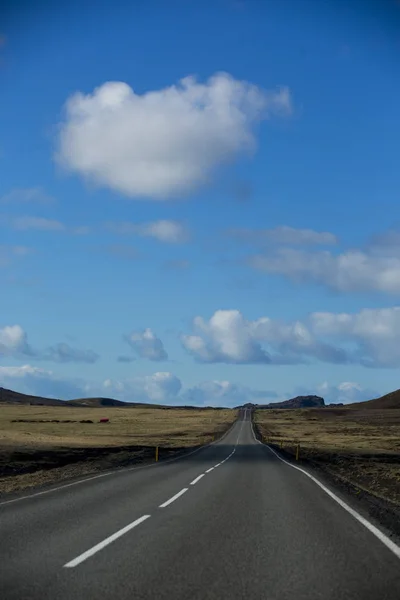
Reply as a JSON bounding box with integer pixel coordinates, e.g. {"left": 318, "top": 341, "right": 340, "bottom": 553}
{"left": 0, "top": 405, "right": 237, "bottom": 495}
{"left": 254, "top": 407, "right": 400, "bottom": 505}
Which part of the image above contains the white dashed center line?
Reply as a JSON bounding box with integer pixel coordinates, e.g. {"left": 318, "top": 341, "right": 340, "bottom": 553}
{"left": 63, "top": 417, "right": 245, "bottom": 570}
{"left": 64, "top": 514, "right": 151, "bottom": 568}
{"left": 159, "top": 488, "right": 188, "bottom": 508}
{"left": 190, "top": 474, "right": 205, "bottom": 485}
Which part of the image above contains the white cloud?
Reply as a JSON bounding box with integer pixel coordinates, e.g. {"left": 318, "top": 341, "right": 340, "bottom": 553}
{"left": 0, "top": 365, "right": 43, "bottom": 378}
{"left": 181, "top": 310, "right": 270, "bottom": 364}
{"left": 125, "top": 328, "right": 168, "bottom": 361}
{"left": 0, "top": 365, "right": 87, "bottom": 399}
{"left": 142, "top": 220, "right": 189, "bottom": 243}
{"left": 230, "top": 225, "right": 337, "bottom": 246}
{"left": 313, "top": 381, "right": 378, "bottom": 405}
{"left": 0, "top": 325, "right": 30, "bottom": 355}
{"left": 181, "top": 309, "right": 347, "bottom": 365}
{"left": 106, "top": 219, "right": 189, "bottom": 243}
{"left": 310, "top": 307, "right": 400, "bottom": 367}
{"left": 0, "top": 187, "right": 55, "bottom": 205}
{"left": 103, "top": 372, "right": 181, "bottom": 403}
{"left": 0, "top": 324, "right": 99, "bottom": 364}
{"left": 182, "top": 307, "right": 400, "bottom": 368}
{"left": 248, "top": 247, "right": 400, "bottom": 294}
{"left": 56, "top": 73, "right": 292, "bottom": 199}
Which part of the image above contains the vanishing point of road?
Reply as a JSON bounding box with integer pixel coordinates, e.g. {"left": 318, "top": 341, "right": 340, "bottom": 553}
{"left": 1, "top": 410, "right": 400, "bottom": 599}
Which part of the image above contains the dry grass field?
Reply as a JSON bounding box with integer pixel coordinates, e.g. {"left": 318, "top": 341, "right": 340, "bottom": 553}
{"left": 0, "top": 405, "right": 237, "bottom": 495}
{"left": 254, "top": 407, "right": 400, "bottom": 505}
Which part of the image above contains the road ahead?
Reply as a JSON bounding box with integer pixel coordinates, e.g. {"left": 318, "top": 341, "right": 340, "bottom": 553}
{"left": 1, "top": 410, "right": 400, "bottom": 599}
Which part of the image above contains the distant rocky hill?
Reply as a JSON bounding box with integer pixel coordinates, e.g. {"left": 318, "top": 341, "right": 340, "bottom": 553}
{"left": 262, "top": 395, "right": 325, "bottom": 409}
{"left": 236, "top": 395, "right": 325, "bottom": 409}
{"left": 239, "top": 390, "right": 400, "bottom": 410}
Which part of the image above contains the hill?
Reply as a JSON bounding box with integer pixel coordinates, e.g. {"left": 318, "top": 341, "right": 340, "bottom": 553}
{"left": 262, "top": 395, "right": 325, "bottom": 409}
{"left": 235, "top": 396, "right": 325, "bottom": 410}
{"left": 0, "top": 387, "right": 64, "bottom": 406}
{"left": 0, "top": 387, "right": 157, "bottom": 408}
{"left": 349, "top": 388, "right": 400, "bottom": 409}
{"left": 67, "top": 397, "right": 136, "bottom": 408}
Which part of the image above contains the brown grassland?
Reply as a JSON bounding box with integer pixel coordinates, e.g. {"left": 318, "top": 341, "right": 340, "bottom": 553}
{"left": 0, "top": 405, "right": 237, "bottom": 495}
{"left": 254, "top": 407, "right": 400, "bottom": 506}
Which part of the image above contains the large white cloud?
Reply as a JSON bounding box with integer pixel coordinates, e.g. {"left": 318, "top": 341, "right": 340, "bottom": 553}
{"left": 124, "top": 328, "right": 168, "bottom": 361}
{"left": 248, "top": 247, "right": 400, "bottom": 294}
{"left": 181, "top": 309, "right": 348, "bottom": 365}
{"left": 106, "top": 219, "right": 189, "bottom": 243}
{"left": 0, "top": 325, "right": 99, "bottom": 364}
{"left": 310, "top": 307, "right": 400, "bottom": 367}
{"left": 0, "top": 325, "right": 30, "bottom": 355}
{"left": 181, "top": 310, "right": 270, "bottom": 364}
{"left": 181, "top": 307, "right": 400, "bottom": 368}
{"left": 103, "top": 372, "right": 181, "bottom": 403}
{"left": 56, "top": 73, "right": 291, "bottom": 199}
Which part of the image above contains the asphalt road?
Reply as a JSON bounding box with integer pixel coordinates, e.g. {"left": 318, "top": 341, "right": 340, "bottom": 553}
{"left": 1, "top": 409, "right": 400, "bottom": 599}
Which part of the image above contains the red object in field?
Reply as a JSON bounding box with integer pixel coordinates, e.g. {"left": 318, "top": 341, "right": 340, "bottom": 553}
{"left": 99, "top": 418, "right": 110, "bottom": 423}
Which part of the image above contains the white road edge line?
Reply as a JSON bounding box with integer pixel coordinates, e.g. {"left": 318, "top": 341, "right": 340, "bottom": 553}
{"left": 205, "top": 467, "right": 214, "bottom": 473}
{"left": 214, "top": 463, "right": 221, "bottom": 468}
{"left": 250, "top": 419, "right": 400, "bottom": 561}
{"left": 190, "top": 474, "right": 205, "bottom": 485}
{"left": 64, "top": 514, "right": 151, "bottom": 568}
{"left": 159, "top": 488, "right": 188, "bottom": 508}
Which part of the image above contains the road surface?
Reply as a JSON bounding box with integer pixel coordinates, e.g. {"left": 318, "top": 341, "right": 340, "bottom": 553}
{"left": 1, "top": 409, "right": 400, "bottom": 599}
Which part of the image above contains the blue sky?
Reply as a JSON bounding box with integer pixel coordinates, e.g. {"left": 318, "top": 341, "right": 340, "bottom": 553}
{"left": 1, "top": 0, "right": 400, "bottom": 406}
